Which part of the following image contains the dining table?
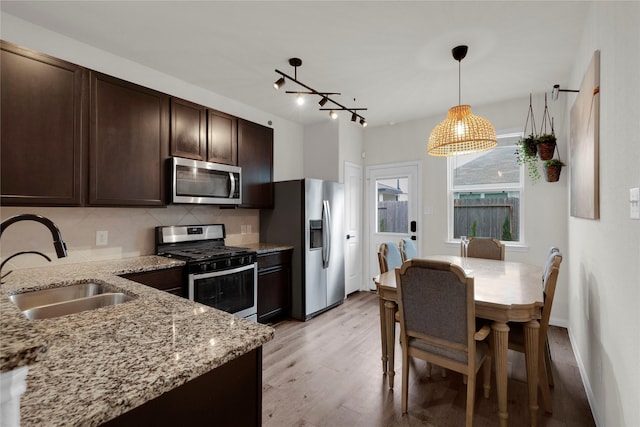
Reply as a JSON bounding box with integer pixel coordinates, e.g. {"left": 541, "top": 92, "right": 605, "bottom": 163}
{"left": 373, "top": 255, "right": 545, "bottom": 427}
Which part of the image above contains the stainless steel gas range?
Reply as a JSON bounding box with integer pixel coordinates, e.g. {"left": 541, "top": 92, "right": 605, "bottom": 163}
{"left": 156, "top": 224, "right": 257, "bottom": 321}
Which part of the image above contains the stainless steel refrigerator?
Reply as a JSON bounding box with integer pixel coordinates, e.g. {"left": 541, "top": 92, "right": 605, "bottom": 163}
{"left": 260, "top": 178, "right": 345, "bottom": 320}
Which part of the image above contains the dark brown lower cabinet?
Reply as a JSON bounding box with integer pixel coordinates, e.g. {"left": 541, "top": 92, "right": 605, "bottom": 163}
{"left": 120, "top": 266, "right": 184, "bottom": 297}
{"left": 102, "top": 347, "right": 262, "bottom": 427}
{"left": 257, "top": 249, "right": 292, "bottom": 323}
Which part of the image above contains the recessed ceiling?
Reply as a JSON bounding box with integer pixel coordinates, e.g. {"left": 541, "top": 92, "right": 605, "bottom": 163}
{"left": 0, "top": 1, "right": 590, "bottom": 128}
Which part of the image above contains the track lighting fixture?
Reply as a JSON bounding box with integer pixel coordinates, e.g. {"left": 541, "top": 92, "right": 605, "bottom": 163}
{"left": 274, "top": 57, "right": 367, "bottom": 126}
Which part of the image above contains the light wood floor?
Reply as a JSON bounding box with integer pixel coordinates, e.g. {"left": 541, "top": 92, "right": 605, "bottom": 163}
{"left": 261, "top": 291, "right": 595, "bottom": 427}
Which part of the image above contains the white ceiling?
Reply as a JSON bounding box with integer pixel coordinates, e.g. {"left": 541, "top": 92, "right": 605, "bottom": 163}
{"left": 1, "top": 1, "right": 591, "bottom": 128}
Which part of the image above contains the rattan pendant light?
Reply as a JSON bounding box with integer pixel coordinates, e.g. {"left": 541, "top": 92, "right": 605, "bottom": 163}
{"left": 427, "top": 45, "right": 497, "bottom": 156}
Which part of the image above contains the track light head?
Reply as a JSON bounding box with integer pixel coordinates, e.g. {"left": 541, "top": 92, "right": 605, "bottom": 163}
{"left": 274, "top": 77, "right": 285, "bottom": 90}
{"left": 319, "top": 96, "right": 328, "bottom": 107}
{"left": 296, "top": 93, "right": 304, "bottom": 105}
{"left": 351, "top": 112, "right": 357, "bottom": 122}
{"left": 360, "top": 118, "right": 367, "bottom": 127}
{"left": 329, "top": 110, "right": 338, "bottom": 120}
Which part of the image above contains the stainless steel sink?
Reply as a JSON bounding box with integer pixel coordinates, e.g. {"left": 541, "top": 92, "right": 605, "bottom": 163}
{"left": 9, "top": 282, "right": 136, "bottom": 320}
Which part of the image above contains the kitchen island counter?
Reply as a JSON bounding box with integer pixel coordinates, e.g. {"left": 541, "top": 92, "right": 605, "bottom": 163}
{"left": 0, "top": 256, "right": 274, "bottom": 426}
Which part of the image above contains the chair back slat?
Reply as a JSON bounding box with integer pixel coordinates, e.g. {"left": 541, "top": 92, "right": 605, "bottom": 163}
{"left": 540, "top": 252, "right": 562, "bottom": 340}
{"left": 399, "top": 238, "right": 418, "bottom": 262}
{"left": 378, "top": 242, "right": 403, "bottom": 274}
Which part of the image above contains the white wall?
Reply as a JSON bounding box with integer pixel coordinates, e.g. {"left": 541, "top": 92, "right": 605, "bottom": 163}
{"left": 338, "top": 119, "right": 364, "bottom": 181}
{"left": 363, "top": 94, "right": 570, "bottom": 326}
{"left": 303, "top": 118, "right": 365, "bottom": 182}
{"left": 303, "top": 120, "right": 340, "bottom": 181}
{"left": 566, "top": 3, "right": 640, "bottom": 426}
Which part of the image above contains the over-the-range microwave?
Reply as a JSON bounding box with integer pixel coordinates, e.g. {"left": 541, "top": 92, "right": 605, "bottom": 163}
{"left": 170, "top": 157, "right": 241, "bottom": 205}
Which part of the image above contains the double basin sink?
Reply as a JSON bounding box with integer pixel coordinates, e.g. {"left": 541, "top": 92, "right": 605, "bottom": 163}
{"left": 9, "top": 281, "right": 136, "bottom": 320}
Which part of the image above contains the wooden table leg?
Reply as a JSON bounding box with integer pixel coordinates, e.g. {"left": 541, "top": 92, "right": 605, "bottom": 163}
{"left": 524, "top": 320, "right": 540, "bottom": 426}
{"left": 384, "top": 300, "right": 397, "bottom": 389}
{"left": 492, "top": 321, "right": 509, "bottom": 427}
{"left": 378, "top": 295, "right": 388, "bottom": 375}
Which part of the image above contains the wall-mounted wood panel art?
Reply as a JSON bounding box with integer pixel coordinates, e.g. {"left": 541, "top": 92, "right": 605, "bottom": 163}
{"left": 570, "top": 50, "right": 600, "bottom": 219}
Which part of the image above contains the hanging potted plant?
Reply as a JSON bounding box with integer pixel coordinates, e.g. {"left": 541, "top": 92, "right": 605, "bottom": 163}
{"left": 537, "top": 133, "right": 557, "bottom": 160}
{"left": 543, "top": 159, "right": 565, "bottom": 182}
{"left": 516, "top": 134, "right": 540, "bottom": 183}
{"left": 537, "top": 95, "right": 557, "bottom": 161}
{"left": 515, "top": 94, "right": 540, "bottom": 183}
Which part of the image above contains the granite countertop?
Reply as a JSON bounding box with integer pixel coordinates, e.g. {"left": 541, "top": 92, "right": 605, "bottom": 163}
{"left": 0, "top": 255, "right": 274, "bottom": 426}
{"left": 244, "top": 242, "right": 294, "bottom": 254}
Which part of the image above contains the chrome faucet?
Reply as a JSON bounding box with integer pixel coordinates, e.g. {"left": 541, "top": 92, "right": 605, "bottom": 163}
{"left": 0, "top": 214, "right": 68, "bottom": 282}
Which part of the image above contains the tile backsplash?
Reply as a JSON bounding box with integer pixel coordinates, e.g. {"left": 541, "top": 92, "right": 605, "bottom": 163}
{"left": 0, "top": 205, "right": 259, "bottom": 271}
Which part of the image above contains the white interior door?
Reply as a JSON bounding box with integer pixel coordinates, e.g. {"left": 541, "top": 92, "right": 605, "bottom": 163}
{"left": 366, "top": 162, "right": 421, "bottom": 289}
{"left": 344, "top": 162, "right": 363, "bottom": 295}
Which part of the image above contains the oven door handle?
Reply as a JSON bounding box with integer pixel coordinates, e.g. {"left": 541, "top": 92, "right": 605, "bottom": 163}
{"left": 191, "top": 262, "right": 256, "bottom": 280}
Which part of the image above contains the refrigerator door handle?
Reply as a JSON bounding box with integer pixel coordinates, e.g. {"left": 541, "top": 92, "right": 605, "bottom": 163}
{"left": 322, "top": 200, "right": 331, "bottom": 268}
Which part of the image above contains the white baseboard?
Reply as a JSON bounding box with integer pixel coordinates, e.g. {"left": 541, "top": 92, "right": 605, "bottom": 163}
{"left": 549, "top": 316, "right": 569, "bottom": 328}
{"left": 567, "top": 326, "right": 601, "bottom": 427}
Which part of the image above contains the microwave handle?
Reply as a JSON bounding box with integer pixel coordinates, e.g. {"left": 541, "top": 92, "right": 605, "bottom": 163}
{"left": 229, "top": 172, "right": 236, "bottom": 199}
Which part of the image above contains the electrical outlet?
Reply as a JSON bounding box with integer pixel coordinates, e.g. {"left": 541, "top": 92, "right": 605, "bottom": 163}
{"left": 96, "top": 230, "right": 108, "bottom": 246}
{"left": 246, "top": 224, "right": 252, "bottom": 234}
{"left": 241, "top": 225, "right": 247, "bottom": 234}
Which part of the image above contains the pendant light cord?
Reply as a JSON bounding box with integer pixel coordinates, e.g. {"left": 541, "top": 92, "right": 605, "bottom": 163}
{"left": 458, "top": 60, "right": 461, "bottom": 105}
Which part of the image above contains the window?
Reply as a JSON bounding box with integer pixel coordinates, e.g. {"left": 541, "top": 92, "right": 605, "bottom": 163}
{"left": 448, "top": 132, "right": 523, "bottom": 243}
{"left": 376, "top": 177, "right": 409, "bottom": 233}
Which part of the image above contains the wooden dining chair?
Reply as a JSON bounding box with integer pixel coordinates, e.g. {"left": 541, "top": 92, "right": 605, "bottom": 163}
{"left": 395, "top": 259, "right": 491, "bottom": 426}
{"left": 379, "top": 242, "right": 444, "bottom": 378}
{"left": 377, "top": 242, "right": 403, "bottom": 273}
{"left": 508, "top": 250, "right": 563, "bottom": 414}
{"left": 463, "top": 237, "right": 505, "bottom": 260}
{"left": 539, "top": 246, "right": 560, "bottom": 387}
{"left": 399, "top": 238, "right": 418, "bottom": 262}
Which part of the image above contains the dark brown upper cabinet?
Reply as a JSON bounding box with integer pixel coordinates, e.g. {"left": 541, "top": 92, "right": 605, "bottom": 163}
{"left": 207, "top": 109, "right": 237, "bottom": 165}
{"left": 170, "top": 97, "right": 206, "bottom": 161}
{"left": 1, "top": 41, "right": 88, "bottom": 206}
{"left": 170, "top": 99, "right": 237, "bottom": 166}
{"left": 237, "top": 119, "right": 273, "bottom": 209}
{"left": 89, "top": 72, "right": 169, "bottom": 206}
